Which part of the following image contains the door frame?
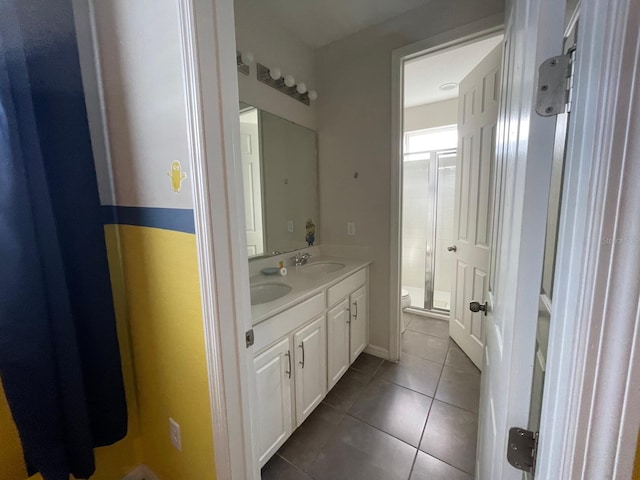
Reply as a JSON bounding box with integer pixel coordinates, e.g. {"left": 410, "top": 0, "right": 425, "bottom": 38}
{"left": 177, "top": 0, "right": 259, "bottom": 478}
{"left": 390, "top": 16, "right": 504, "bottom": 361}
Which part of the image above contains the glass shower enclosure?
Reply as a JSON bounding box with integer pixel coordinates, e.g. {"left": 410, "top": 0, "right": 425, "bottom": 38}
{"left": 401, "top": 126, "right": 457, "bottom": 313}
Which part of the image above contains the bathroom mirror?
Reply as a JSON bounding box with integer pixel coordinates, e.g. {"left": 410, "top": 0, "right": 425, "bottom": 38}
{"left": 239, "top": 105, "right": 319, "bottom": 259}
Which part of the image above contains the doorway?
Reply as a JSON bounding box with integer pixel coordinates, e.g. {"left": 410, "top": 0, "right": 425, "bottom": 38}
{"left": 398, "top": 33, "right": 503, "bottom": 339}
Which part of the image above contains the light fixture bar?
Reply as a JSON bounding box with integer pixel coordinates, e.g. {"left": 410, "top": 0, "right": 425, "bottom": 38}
{"left": 256, "top": 63, "right": 310, "bottom": 106}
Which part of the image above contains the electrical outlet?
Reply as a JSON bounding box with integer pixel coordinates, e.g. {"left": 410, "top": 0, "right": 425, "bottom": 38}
{"left": 169, "top": 417, "right": 182, "bottom": 451}
{"left": 287, "top": 220, "right": 294, "bottom": 232}
{"left": 347, "top": 222, "right": 356, "bottom": 236}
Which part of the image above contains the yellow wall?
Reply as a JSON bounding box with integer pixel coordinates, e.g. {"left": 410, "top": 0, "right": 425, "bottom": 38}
{"left": 116, "top": 225, "right": 216, "bottom": 479}
{"left": 0, "top": 382, "right": 27, "bottom": 480}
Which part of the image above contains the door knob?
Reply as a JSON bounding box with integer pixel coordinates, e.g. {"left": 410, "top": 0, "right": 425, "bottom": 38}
{"left": 469, "top": 301, "right": 488, "bottom": 316}
{"left": 447, "top": 245, "right": 457, "bottom": 252}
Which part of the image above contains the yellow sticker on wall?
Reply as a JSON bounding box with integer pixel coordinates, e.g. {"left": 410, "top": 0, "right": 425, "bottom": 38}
{"left": 167, "top": 160, "right": 187, "bottom": 193}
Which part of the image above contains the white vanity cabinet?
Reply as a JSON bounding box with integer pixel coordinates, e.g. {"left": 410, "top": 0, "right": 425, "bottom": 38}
{"left": 251, "top": 263, "right": 369, "bottom": 467}
{"left": 253, "top": 337, "right": 293, "bottom": 466}
{"left": 326, "top": 268, "right": 369, "bottom": 389}
{"left": 293, "top": 315, "right": 327, "bottom": 425}
{"left": 349, "top": 285, "right": 368, "bottom": 361}
{"left": 327, "top": 299, "right": 351, "bottom": 389}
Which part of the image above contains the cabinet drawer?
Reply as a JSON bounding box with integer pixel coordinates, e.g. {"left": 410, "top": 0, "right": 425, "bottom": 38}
{"left": 327, "top": 268, "right": 367, "bottom": 307}
{"left": 254, "top": 292, "right": 326, "bottom": 353}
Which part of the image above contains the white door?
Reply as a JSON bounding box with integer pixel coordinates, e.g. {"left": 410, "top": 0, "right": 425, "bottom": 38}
{"left": 239, "top": 114, "right": 265, "bottom": 257}
{"left": 450, "top": 44, "right": 502, "bottom": 369}
{"left": 327, "top": 299, "right": 350, "bottom": 389}
{"left": 294, "top": 316, "right": 327, "bottom": 425}
{"left": 253, "top": 337, "right": 292, "bottom": 467}
{"left": 477, "top": 2, "right": 569, "bottom": 478}
{"left": 349, "top": 285, "right": 368, "bottom": 362}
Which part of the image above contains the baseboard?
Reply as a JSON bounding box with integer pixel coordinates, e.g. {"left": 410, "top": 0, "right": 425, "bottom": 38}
{"left": 122, "top": 465, "right": 160, "bottom": 480}
{"left": 364, "top": 344, "right": 390, "bottom": 360}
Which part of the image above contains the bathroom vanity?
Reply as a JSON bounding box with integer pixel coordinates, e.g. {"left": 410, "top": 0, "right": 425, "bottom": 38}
{"left": 249, "top": 255, "right": 370, "bottom": 466}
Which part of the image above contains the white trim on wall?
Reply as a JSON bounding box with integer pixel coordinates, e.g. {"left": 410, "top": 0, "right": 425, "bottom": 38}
{"left": 178, "top": 0, "right": 258, "bottom": 478}
{"left": 389, "top": 17, "right": 504, "bottom": 361}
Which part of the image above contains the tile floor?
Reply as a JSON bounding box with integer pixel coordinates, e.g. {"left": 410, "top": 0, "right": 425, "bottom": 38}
{"left": 261, "top": 312, "right": 481, "bottom": 480}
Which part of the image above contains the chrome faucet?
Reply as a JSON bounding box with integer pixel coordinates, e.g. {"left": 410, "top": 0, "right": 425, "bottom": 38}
{"left": 291, "top": 252, "right": 312, "bottom": 266}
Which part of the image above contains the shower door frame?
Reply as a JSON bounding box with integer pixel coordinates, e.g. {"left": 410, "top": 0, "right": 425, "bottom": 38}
{"left": 402, "top": 142, "right": 456, "bottom": 315}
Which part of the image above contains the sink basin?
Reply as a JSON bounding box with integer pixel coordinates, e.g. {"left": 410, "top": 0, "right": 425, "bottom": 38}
{"left": 250, "top": 282, "right": 292, "bottom": 305}
{"left": 300, "top": 261, "right": 346, "bottom": 274}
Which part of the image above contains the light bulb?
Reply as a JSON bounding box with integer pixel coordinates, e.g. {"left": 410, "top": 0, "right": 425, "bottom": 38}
{"left": 284, "top": 75, "right": 296, "bottom": 87}
{"left": 308, "top": 90, "right": 318, "bottom": 101}
{"left": 269, "top": 67, "right": 282, "bottom": 80}
{"left": 296, "top": 82, "right": 307, "bottom": 94}
{"left": 241, "top": 51, "right": 254, "bottom": 65}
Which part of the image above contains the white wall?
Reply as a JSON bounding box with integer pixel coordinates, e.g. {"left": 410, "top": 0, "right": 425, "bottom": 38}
{"left": 234, "top": 0, "right": 317, "bottom": 130}
{"left": 316, "top": 1, "right": 504, "bottom": 351}
{"left": 404, "top": 98, "right": 458, "bottom": 132}
{"left": 79, "top": 0, "right": 195, "bottom": 209}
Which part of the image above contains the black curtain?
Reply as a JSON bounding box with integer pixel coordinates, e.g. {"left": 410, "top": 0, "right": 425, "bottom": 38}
{"left": 0, "top": 0, "right": 127, "bottom": 478}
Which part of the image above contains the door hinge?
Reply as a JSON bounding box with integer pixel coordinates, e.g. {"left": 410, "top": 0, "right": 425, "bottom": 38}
{"left": 535, "top": 46, "right": 576, "bottom": 117}
{"left": 507, "top": 427, "right": 539, "bottom": 474}
{"left": 245, "top": 329, "right": 254, "bottom": 348}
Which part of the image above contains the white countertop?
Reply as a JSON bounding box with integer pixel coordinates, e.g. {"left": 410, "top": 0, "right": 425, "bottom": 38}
{"left": 250, "top": 256, "right": 371, "bottom": 326}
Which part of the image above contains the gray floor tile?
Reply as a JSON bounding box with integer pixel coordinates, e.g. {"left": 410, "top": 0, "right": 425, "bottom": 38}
{"left": 435, "top": 365, "right": 481, "bottom": 413}
{"left": 446, "top": 341, "right": 481, "bottom": 374}
{"left": 323, "top": 369, "right": 369, "bottom": 412}
{"left": 351, "top": 352, "right": 384, "bottom": 376}
{"left": 306, "top": 415, "right": 416, "bottom": 480}
{"left": 278, "top": 403, "right": 345, "bottom": 471}
{"left": 402, "top": 330, "right": 450, "bottom": 364}
{"left": 376, "top": 353, "right": 443, "bottom": 397}
{"left": 419, "top": 400, "right": 478, "bottom": 475}
{"left": 261, "top": 454, "right": 313, "bottom": 480}
{"left": 410, "top": 451, "right": 474, "bottom": 480}
{"left": 348, "top": 377, "right": 432, "bottom": 446}
{"left": 406, "top": 316, "right": 450, "bottom": 339}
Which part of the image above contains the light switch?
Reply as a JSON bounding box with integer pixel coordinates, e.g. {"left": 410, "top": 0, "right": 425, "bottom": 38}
{"left": 347, "top": 222, "right": 356, "bottom": 236}
{"left": 287, "top": 220, "right": 294, "bottom": 232}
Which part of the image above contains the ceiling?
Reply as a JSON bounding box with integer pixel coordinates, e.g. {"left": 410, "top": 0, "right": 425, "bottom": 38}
{"left": 404, "top": 35, "right": 503, "bottom": 108}
{"left": 237, "top": 0, "right": 435, "bottom": 49}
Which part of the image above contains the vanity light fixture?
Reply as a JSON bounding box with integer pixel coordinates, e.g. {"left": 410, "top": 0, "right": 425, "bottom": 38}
{"left": 284, "top": 74, "right": 296, "bottom": 87}
{"left": 269, "top": 67, "right": 282, "bottom": 81}
{"left": 237, "top": 50, "right": 254, "bottom": 76}
{"left": 256, "top": 62, "right": 317, "bottom": 106}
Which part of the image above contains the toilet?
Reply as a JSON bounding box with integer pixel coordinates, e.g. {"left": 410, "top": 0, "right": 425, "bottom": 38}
{"left": 401, "top": 288, "right": 412, "bottom": 333}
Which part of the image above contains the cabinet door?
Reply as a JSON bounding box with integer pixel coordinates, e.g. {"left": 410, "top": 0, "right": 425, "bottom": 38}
{"left": 293, "top": 316, "right": 327, "bottom": 426}
{"left": 254, "top": 337, "right": 293, "bottom": 466}
{"left": 327, "top": 299, "right": 350, "bottom": 389}
{"left": 350, "top": 285, "right": 368, "bottom": 362}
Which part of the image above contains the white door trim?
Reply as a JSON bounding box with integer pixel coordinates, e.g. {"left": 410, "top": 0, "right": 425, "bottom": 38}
{"left": 537, "top": 0, "right": 640, "bottom": 477}
{"left": 390, "top": 16, "right": 504, "bottom": 361}
{"left": 178, "top": 0, "right": 258, "bottom": 479}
